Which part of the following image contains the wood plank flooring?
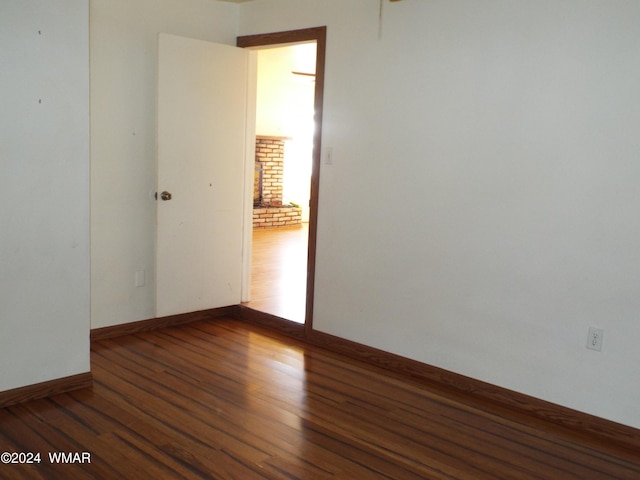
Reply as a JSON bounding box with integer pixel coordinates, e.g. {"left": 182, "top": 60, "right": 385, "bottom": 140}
{"left": 1, "top": 317, "right": 639, "bottom": 479}
{"left": 244, "top": 225, "right": 308, "bottom": 323}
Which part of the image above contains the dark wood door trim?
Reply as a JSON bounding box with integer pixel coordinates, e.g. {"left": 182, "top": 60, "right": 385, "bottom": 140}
{"left": 237, "top": 26, "right": 327, "bottom": 336}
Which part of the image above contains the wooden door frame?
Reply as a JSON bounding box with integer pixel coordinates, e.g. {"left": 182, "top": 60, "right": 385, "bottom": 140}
{"left": 237, "top": 26, "right": 326, "bottom": 335}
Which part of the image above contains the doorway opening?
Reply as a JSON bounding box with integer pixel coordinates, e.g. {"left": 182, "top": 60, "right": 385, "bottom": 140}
{"left": 238, "top": 27, "right": 326, "bottom": 332}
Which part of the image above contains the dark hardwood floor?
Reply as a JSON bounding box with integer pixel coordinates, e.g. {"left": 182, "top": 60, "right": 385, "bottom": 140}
{"left": 1, "top": 317, "right": 639, "bottom": 479}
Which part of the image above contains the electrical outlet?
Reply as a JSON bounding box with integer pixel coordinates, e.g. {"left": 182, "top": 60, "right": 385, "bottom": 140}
{"left": 587, "top": 327, "right": 604, "bottom": 352}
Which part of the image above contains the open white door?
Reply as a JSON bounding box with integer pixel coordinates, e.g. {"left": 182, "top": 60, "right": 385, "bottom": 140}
{"left": 156, "top": 34, "right": 254, "bottom": 317}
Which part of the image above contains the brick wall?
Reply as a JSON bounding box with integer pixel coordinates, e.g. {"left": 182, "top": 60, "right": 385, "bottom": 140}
{"left": 255, "top": 136, "right": 284, "bottom": 206}
{"left": 254, "top": 136, "right": 302, "bottom": 229}
{"left": 253, "top": 206, "right": 302, "bottom": 229}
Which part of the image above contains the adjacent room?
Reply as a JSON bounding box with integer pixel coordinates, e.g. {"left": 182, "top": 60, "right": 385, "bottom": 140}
{"left": 244, "top": 41, "right": 317, "bottom": 323}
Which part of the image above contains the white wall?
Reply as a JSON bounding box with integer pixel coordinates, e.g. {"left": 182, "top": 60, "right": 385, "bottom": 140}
{"left": 0, "top": 0, "right": 90, "bottom": 391}
{"left": 90, "top": 0, "right": 239, "bottom": 328}
{"left": 239, "top": 0, "right": 640, "bottom": 428}
{"left": 256, "top": 44, "right": 316, "bottom": 138}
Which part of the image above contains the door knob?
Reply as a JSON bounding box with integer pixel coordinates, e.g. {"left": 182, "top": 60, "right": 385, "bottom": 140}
{"left": 160, "top": 191, "right": 172, "bottom": 201}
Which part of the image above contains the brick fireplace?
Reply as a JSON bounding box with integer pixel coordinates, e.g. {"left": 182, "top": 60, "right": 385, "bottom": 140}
{"left": 253, "top": 136, "right": 302, "bottom": 229}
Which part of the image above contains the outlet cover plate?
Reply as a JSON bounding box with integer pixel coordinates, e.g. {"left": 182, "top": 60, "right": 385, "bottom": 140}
{"left": 587, "top": 327, "right": 604, "bottom": 351}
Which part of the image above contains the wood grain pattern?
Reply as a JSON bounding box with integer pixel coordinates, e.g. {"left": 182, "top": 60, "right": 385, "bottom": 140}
{"left": 2, "top": 317, "right": 639, "bottom": 479}
{"left": 0, "top": 373, "right": 92, "bottom": 409}
{"left": 90, "top": 306, "right": 237, "bottom": 341}
{"left": 307, "top": 329, "right": 640, "bottom": 456}
{"left": 237, "top": 304, "right": 307, "bottom": 340}
{"left": 239, "top": 308, "right": 640, "bottom": 456}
